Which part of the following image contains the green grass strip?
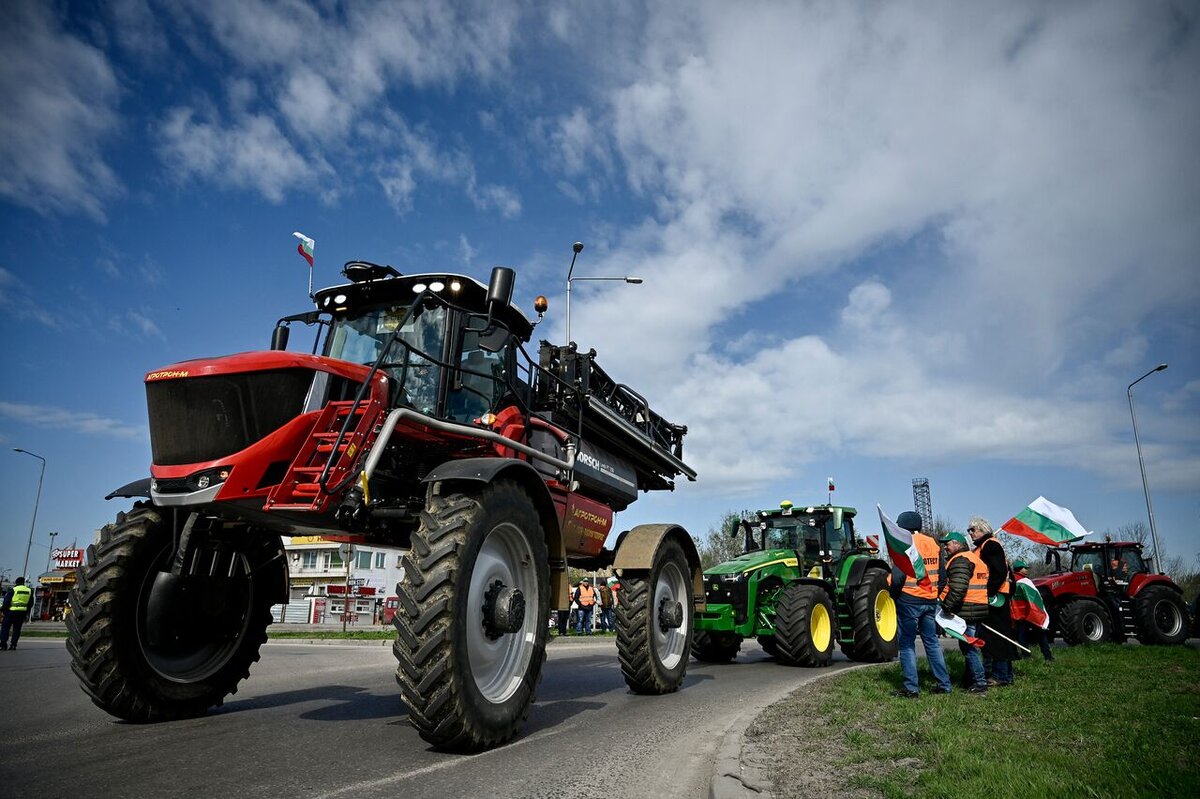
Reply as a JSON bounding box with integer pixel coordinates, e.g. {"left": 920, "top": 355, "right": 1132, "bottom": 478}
{"left": 750, "top": 644, "right": 1200, "bottom": 799}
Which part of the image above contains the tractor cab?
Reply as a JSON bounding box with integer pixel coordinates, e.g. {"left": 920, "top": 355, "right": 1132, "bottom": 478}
{"left": 300, "top": 263, "right": 538, "bottom": 424}
{"left": 739, "top": 503, "right": 857, "bottom": 575}
{"left": 1069, "top": 542, "right": 1149, "bottom": 585}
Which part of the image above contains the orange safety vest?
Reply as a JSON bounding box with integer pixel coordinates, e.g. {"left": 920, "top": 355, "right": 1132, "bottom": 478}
{"left": 978, "top": 538, "right": 1013, "bottom": 595}
{"left": 901, "top": 533, "right": 942, "bottom": 601}
{"left": 941, "top": 550, "right": 989, "bottom": 607}
{"left": 577, "top": 584, "right": 595, "bottom": 607}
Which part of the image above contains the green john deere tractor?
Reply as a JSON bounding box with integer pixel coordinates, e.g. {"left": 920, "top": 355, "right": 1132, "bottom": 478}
{"left": 693, "top": 502, "right": 897, "bottom": 667}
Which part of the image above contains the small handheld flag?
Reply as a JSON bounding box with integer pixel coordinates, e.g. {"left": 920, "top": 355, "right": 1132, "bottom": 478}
{"left": 1011, "top": 577, "right": 1051, "bottom": 629}
{"left": 935, "top": 609, "right": 984, "bottom": 648}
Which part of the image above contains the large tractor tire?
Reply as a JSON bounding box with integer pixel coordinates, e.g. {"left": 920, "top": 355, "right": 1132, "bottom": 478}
{"left": 756, "top": 635, "right": 779, "bottom": 658}
{"left": 616, "top": 537, "right": 693, "bottom": 694}
{"left": 1133, "top": 586, "right": 1189, "bottom": 645}
{"left": 394, "top": 481, "right": 549, "bottom": 752}
{"left": 840, "top": 567, "right": 898, "bottom": 662}
{"left": 691, "top": 630, "right": 741, "bottom": 663}
{"left": 775, "top": 584, "right": 836, "bottom": 667}
{"left": 1058, "top": 598, "right": 1113, "bottom": 645}
{"left": 66, "top": 504, "right": 282, "bottom": 721}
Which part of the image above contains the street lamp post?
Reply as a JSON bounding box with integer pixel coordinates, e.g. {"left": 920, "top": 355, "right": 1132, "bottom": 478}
{"left": 1127, "top": 363, "right": 1168, "bottom": 573}
{"left": 13, "top": 448, "right": 46, "bottom": 581}
{"left": 43, "top": 531, "right": 59, "bottom": 618}
{"left": 564, "top": 241, "right": 643, "bottom": 345}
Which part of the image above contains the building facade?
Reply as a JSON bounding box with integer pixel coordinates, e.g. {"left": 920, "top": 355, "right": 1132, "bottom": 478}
{"left": 282, "top": 536, "right": 406, "bottom": 625}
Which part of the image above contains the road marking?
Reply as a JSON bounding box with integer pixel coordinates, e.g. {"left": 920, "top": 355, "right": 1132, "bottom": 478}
{"left": 310, "top": 721, "right": 581, "bottom": 798}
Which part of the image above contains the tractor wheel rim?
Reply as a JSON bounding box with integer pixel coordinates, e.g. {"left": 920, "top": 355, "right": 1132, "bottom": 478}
{"left": 1153, "top": 599, "right": 1183, "bottom": 637}
{"left": 467, "top": 521, "right": 538, "bottom": 703}
{"left": 651, "top": 559, "right": 689, "bottom": 670}
{"left": 810, "top": 601, "right": 832, "bottom": 651}
{"left": 874, "top": 589, "right": 898, "bottom": 641}
{"left": 1083, "top": 612, "right": 1103, "bottom": 641}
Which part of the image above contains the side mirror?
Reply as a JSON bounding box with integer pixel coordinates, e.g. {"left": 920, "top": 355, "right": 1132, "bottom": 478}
{"left": 270, "top": 324, "right": 290, "bottom": 351}
{"left": 487, "top": 266, "right": 515, "bottom": 309}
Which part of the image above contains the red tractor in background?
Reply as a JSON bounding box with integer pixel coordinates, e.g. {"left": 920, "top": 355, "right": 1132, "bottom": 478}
{"left": 67, "top": 259, "right": 700, "bottom": 751}
{"left": 1033, "top": 540, "right": 1190, "bottom": 646}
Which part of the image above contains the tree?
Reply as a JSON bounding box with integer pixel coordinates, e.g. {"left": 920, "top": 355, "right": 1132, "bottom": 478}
{"left": 1108, "top": 521, "right": 1151, "bottom": 545}
{"left": 694, "top": 509, "right": 752, "bottom": 570}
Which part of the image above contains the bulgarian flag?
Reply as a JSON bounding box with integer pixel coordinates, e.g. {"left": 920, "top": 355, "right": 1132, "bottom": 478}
{"left": 1000, "top": 496, "right": 1091, "bottom": 546}
{"left": 293, "top": 231, "right": 315, "bottom": 267}
{"left": 1011, "top": 577, "right": 1051, "bottom": 629}
{"left": 877, "top": 505, "right": 931, "bottom": 589}
{"left": 935, "top": 608, "right": 985, "bottom": 647}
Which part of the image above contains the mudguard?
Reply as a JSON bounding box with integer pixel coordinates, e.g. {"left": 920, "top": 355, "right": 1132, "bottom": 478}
{"left": 613, "top": 523, "right": 705, "bottom": 606}
{"left": 106, "top": 477, "right": 152, "bottom": 501}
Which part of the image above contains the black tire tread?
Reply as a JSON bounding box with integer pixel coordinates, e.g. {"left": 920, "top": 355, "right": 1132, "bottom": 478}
{"left": 393, "top": 482, "right": 547, "bottom": 752}
{"left": 775, "top": 584, "right": 835, "bottom": 667}
{"left": 615, "top": 537, "right": 692, "bottom": 694}
{"left": 1133, "top": 585, "right": 1189, "bottom": 646}
{"left": 841, "top": 568, "right": 897, "bottom": 662}
{"left": 1058, "top": 598, "right": 1113, "bottom": 646}
{"left": 691, "top": 630, "right": 741, "bottom": 663}
{"left": 65, "top": 504, "right": 276, "bottom": 722}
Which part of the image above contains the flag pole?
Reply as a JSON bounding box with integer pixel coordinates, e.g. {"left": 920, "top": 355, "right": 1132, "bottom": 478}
{"left": 980, "top": 623, "right": 1032, "bottom": 654}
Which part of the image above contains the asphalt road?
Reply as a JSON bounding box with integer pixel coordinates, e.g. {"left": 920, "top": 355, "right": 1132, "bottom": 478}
{"left": 0, "top": 634, "right": 858, "bottom": 799}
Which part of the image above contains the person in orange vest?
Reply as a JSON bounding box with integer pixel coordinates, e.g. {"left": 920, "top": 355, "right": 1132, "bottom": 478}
{"left": 1, "top": 577, "right": 34, "bottom": 651}
{"left": 968, "top": 516, "right": 1017, "bottom": 686}
{"left": 892, "top": 511, "right": 951, "bottom": 698}
{"left": 573, "top": 577, "right": 596, "bottom": 635}
{"left": 939, "top": 532, "right": 990, "bottom": 694}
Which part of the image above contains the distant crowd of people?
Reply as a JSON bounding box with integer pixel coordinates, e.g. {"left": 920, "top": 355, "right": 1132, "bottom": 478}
{"left": 891, "top": 511, "right": 1051, "bottom": 699}
{"left": 556, "top": 575, "right": 620, "bottom": 635}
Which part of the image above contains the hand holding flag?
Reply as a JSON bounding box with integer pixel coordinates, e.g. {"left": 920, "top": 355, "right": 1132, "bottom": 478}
{"left": 935, "top": 608, "right": 985, "bottom": 648}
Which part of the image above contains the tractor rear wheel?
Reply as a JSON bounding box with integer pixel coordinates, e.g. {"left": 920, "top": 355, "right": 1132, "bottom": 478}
{"left": 691, "top": 630, "right": 741, "bottom": 663}
{"left": 840, "top": 567, "right": 898, "bottom": 662}
{"left": 394, "top": 481, "right": 549, "bottom": 752}
{"left": 1058, "top": 598, "right": 1113, "bottom": 645}
{"left": 66, "top": 504, "right": 281, "bottom": 721}
{"left": 1133, "top": 586, "right": 1189, "bottom": 645}
{"left": 775, "top": 584, "right": 835, "bottom": 667}
{"left": 616, "top": 537, "right": 693, "bottom": 694}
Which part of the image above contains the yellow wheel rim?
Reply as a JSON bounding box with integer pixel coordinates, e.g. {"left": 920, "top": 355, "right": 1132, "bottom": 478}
{"left": 810, "top": 602, "right": 832, "bottom": 651}
{"left": 874, "top": 589, "right": 898, "bottom": 641}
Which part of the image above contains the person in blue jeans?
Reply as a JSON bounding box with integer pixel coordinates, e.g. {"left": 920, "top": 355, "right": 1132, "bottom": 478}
{"left": 891, "top": 511, "right": 952, "bottom": 697}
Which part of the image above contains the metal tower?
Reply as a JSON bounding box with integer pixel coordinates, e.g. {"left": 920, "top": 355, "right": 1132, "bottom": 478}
{"left": 912, "top": 477, "right": 932, "bottom": 532}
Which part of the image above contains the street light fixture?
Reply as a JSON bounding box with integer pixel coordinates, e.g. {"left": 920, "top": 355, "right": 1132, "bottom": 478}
{"left": 1127, "top": 363, "right": 1168, "bottom": 573}
{"left": 13, "top": 448, "right": 46, "bottom": 581}
{"left": 564, "top": 241, "right": 643, "bottom": 345}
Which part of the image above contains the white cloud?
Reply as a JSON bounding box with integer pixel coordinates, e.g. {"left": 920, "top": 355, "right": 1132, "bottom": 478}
{"left": 563, "top": 2, "right": 1200, "bottom": 493}
{"left": 0, "top": 401, "right": 143, "bottom": 439}
{"left": 0, "top": 1, "right": 122, "bottom": 220}
{"left": 158, "top": 108, "right": 328, "bottom": 202}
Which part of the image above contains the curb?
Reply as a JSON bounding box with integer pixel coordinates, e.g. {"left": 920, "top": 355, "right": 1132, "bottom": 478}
{"left": 265, "top": 638, "right": 394, "bottom": 647}
{"left": 708, "top": 662, "right": 881, "bottom": 799}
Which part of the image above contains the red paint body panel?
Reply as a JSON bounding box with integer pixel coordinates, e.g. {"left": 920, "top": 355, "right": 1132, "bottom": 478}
{"left": 1032, "top": 571, "right": 1099, "bottom": 600}
{"left": 561, "top": 493, "right": 614, "bottom": 557}
{"left": 146, "top": 351, "right": 374, "bottom": 384}
{"left": 1127, "top": 572, "right": 1180, "bottom": 598}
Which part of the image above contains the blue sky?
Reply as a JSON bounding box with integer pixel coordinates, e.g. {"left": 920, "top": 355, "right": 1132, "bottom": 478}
{"left": 2, "top": 1, "right": 1198, "bottom": 582}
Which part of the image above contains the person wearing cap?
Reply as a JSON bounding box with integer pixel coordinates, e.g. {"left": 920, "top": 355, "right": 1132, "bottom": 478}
{"left": 939, "top": 532, "right": 989, "bottom": 694}
{"left": 892, "top": 511, "right": 951, "bottom": 698}
{"left": 1012, "top": 560, "right": 1054, "bottom": 662}
{"left": 573, "top": 577, "right": 596, "bottom": 635}
{"left": 968, "top": 516, "right": 1017, "bottom": 686}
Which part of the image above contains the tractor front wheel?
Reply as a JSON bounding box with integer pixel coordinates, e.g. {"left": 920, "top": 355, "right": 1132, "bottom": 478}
{"left": 775, "top": 584, "right": 835, "bottom": 667}
{"left": 1058, "top": 598, "right": 1113, "bottom": 645}
{"left": 1133, "top": 586, "right": 1189, "bottom": 645}
{"left": 691, "top": 630, "right": 741, "bottom": 663}
{"left": 756, "top": 635, "right": 779, "bottom": 658}
{"left": 394, "top": 481, "right": 549, "bottom": 751}
{"left": 66, "top": 504, "right": 281, "bottom": 721}
{"left": 616, "top": 537, "right": 693, "bottom": 694}
{"left": 841, "top": 567, "right": 898, "bottom": 662}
